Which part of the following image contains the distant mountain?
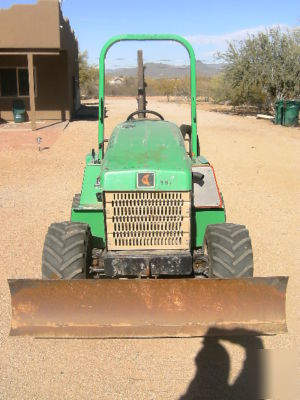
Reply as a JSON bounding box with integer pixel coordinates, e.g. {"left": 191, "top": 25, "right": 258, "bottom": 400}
{"left": 107, "top": 60, "right": 225, "bottom": 78}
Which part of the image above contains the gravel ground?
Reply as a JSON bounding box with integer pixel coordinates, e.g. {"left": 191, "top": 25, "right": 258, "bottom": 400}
{"left": 0, "top": 98, "right": 299, "bottom": 399}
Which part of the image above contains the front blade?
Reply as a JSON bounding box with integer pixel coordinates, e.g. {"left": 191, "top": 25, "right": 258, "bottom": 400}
{"left": 9, "top": 277, "right": 288, "bottom": 338}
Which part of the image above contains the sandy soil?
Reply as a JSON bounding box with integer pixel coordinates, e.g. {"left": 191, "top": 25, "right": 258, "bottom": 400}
{"left": 0, "top": 121, "right": 69, "bottom": 151}
{"left": 0, "top": 98, "right": 299, "bottom": 399}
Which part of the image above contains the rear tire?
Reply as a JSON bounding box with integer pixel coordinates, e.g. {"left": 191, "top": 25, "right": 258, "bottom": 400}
{"left": 204, "top": 223, "right": 253, "bottom": 278}
{"left": 179, "top": 124, "right": 200, "bottom": 156}
{"left": 42, "top": 221, "right": 92, "bottom": 279}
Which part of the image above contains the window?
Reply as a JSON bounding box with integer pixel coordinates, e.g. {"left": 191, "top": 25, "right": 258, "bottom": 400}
{"left": 0, "top": 67, "right": 36, "bottom": 97}
{"left": 18, "top": 69, "right": 30, "bottom": 96}
{"left": 0, "top": 69, "right": 17, "bottom": 97}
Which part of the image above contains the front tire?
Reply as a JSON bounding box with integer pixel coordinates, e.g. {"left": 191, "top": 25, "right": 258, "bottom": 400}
{"left": 204, "top": 223, "right": 254, "bottom": 278}
{"left": 42, "top": 221, "right": 92, "bottom": 279}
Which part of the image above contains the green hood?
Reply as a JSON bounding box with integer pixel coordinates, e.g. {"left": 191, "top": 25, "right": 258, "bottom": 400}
{"left": 100, "top": 119, "right": 192, "bottom": 191}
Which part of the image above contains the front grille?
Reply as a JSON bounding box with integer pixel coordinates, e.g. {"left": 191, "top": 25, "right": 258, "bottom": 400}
{"left": 105, "top": 192, "right": 190, "bottom": 250}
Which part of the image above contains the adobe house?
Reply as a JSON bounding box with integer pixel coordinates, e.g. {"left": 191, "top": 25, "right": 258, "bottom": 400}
{"left": 0, "top": 0, "right": 80, "bottom": 129}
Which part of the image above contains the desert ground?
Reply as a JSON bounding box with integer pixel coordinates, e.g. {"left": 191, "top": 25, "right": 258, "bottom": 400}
{"left": 0, "top": 97, "right": 299, "bottom": 399}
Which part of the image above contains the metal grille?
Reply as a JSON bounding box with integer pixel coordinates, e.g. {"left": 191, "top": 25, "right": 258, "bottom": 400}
{"left": 105, "top": 192, "right": 190, "bottom": 250}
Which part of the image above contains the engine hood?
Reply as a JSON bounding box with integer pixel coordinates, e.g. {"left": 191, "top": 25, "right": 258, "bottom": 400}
{"left": 100, "top": 119, "right": 192, "bottom": 191}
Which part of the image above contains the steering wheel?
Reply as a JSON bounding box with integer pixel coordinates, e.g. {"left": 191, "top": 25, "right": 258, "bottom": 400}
{"left": 126, "top": 110, "right": 164, "bottom": 121}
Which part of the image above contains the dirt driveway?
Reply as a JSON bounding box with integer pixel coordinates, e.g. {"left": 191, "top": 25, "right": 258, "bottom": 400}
{"left": 0, "top": 98, "right": 299, "bottom": 399}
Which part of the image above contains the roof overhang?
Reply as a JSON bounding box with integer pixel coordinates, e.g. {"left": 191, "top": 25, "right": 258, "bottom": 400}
{"left": 0, "top": 49, "right": 60, "bottom": 55}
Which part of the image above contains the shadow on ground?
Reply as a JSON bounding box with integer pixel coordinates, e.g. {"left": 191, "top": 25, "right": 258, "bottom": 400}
{"left": 75, "top": 104, "right": 98, "bottom": 121}
{"left": 180, "top": 328, "right": 264, "bottom": 400}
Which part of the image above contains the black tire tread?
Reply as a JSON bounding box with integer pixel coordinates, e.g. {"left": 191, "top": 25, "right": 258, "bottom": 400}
{"left": 42, "top": 221, "right": 91, "bottom": 279}
{"left": 205, "top": 223, "right": 254, "bottom": 278}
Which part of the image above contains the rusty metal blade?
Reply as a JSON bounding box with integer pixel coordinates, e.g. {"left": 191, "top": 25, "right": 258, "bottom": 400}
{"left": 8, "top": 277, "right": 288, "bottom": 338}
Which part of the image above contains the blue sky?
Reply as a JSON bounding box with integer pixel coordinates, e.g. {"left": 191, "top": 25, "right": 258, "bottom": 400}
{"left": 1, "top": 0, "right": 299, "bottom": 67}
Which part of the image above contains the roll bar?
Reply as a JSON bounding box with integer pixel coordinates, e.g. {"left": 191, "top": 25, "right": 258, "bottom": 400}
{"left": 98, "top": 34, "right": 198, "bottom": 158}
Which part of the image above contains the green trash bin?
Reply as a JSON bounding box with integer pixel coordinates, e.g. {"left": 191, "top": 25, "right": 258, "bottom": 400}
{"left": 12, "top": 99, "right": 26, "bottom": 123}
{"left": 283, "top": 100, "right": 300, "bottom": 127}
{"left": 275, "top": 100, "right": 284, "bottom": 125}
{"left": 275, "top": 99, "right": 300, "bottom": 127}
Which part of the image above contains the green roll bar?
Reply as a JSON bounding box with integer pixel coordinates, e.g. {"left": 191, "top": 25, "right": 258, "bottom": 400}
{"left": 98, "top": 34, "right": 198, "bottom": 159}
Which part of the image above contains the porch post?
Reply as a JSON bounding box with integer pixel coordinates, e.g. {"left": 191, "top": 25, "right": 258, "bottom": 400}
{"left": 27, "top": 53, "right": 36, "bottom": 131}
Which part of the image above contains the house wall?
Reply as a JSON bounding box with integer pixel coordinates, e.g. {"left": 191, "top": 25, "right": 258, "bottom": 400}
{"left": 60, "top": 11, "right": 80, "bottom": 112}
{"left": 0, "top": 0, "right": 60, "bottom": 49}
{"left": 0, "top": 0, "right": 80, "bottom": 121}
{"left": 0, "top": 53, "right": 71, "bottom": 121}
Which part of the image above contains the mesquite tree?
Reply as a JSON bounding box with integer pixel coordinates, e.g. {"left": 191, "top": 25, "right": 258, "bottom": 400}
{"left": 79, "top": 51, "right": 99, "bottom": 98}
{"left": 219, "top": 27, "right": 300, "bottom": 110}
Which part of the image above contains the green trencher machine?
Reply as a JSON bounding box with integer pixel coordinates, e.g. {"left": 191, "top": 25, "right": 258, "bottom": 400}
{"left": 9, "top": 35, "right": 287, "bottom": 338}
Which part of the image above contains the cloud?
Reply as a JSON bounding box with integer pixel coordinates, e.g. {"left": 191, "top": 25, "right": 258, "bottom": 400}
{"left": 185, "top": 24, "right": 290, "bottom": 45}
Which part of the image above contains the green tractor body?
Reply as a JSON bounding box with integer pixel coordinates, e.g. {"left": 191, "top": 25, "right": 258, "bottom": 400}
{"left": 72, "top": 119, "right": 225, "bottom": 264}
{"left": 8, "top": 35, "right": 287, "bottom": 337}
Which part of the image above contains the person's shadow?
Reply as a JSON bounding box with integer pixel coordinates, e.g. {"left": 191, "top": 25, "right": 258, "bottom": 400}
{"left": 180, "top": 328, "right": 264, "bottom": 400}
